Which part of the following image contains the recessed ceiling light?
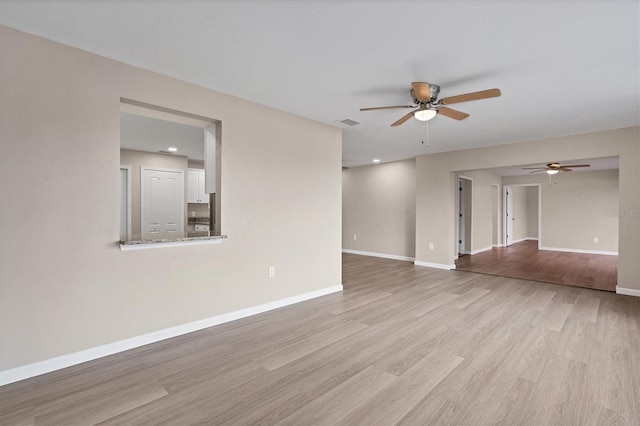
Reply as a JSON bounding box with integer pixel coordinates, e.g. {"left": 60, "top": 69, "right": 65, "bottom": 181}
{"left": 167, "top": 147, "right": 178, "bottom": 152}
{"left": 373, "top": 159, "right": 381, "bottom": 163}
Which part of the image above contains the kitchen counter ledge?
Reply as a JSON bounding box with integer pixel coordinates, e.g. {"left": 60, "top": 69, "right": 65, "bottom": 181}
{"left": 119, "top": 235, "right": 227, "bottom": 251}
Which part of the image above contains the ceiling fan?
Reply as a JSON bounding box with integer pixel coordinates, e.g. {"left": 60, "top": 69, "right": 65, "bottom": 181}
{"left": 521, "top": 163, "right": 591, "bottom": 175}
{"left": 360, "top": 82, "right": 501, "bottom": 127}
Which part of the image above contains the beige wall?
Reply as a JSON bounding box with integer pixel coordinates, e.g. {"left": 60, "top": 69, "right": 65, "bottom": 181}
{"left": 0, "top": 26, "right": 342, "bottom": 372}
{"left": 342, "top": 160, "right": 416, "bottom": 258}
{"left": 504, "top": 170, "right": 619, "bottom": 252}
{"left": 120, "top": 149, "right": 189, "bottom": 240}
{"left": 341, "top": 163, "right": 503, "bottom": 258}
{"left": 492, "top": 185, "right": 500, "bottom": 246}
{"left": 526, "top": 186, "right": 539, "bottom": 238}
{"left": 415, "top": 127, "right": 638, "bottom": 289}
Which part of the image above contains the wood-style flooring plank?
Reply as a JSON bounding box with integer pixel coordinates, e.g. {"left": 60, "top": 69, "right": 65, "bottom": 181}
{"left": 337, "top": 350, "right": 464, "bottom": 425}
{"left": 276, "top": 365, "right": 397, "bottom": 425}
{"left": 1, "top": 252, "right": 638, "bottom": 425}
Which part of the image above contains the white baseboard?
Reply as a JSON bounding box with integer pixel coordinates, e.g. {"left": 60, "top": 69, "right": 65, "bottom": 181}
{"left": 342, "top": 249, "right": 415, "bottom": 262}
{"left": 414, "top": 260, "right": 456, "bottom": 270}
{"left": 470, "top": 246, "right": 493, "bottom": 255}
{"left": 492, "top": 243, "right": 505, "bottom": 248}
{"left": 539, "top": 246, "right": 618, "bottom": 256}
{"left": 0, "top": 284, "right": 343, "bottom": 387}
{"left": 512, "top": 237, "right": 538, "bottom": 244}
{"left": 616, "top": 286, "right": 640, "bottom": 297}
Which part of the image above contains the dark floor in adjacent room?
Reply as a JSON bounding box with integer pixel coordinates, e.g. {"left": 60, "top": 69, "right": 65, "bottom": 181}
{"left": 455, "top": 240, "right": 617, "bottom": 292}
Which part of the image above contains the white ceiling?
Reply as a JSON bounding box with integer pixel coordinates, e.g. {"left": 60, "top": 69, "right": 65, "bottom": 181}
{"left": 120, "top": 112, "right": 205, "bottom": 161}
{"left": 1, "top": 1, "right": 638, "bottom": 167}
{"left": 483, "top": 157, "right": 620, "bottom": 177}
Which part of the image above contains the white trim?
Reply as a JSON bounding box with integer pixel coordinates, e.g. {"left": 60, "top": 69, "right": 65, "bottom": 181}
{"left": 341, "top": 249, "right": 414, "bottom": 262}
{"left": 414, "top": 260, "right": 456, "bottom": 270}
{"left": 470, "top": 246, "right": 493, "bottom": 255}
{"left": 492, "top": 243, "right": 505, "bottom": 248}
{"left": 511, "top": 237, "right": 539, "bottom": 244}
{"left": 539, "top": 246, "right": 618, "bottom": 256}
{"left": 0, "top": 284, "right": 343, "bottom": 386}
{"left": 120, "top": 238, "right": 225, "bottom": 251}
{"left": 616, "top": 286, "right": 640, "bottom": 297}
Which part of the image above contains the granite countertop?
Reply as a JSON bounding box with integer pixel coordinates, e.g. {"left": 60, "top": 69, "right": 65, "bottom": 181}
{"left": 188, "top": 217, "right": 210, "bottom": 224}
{"left": 120, "top": 235, "right": 227, "bottom": 246}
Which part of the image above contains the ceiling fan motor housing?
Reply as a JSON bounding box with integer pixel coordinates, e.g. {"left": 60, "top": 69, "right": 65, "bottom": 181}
{"left": 429, "top": 84, "right": 441, "bottom": 101}
{"left": 411, "top": 84, "right": 441, "bottom": 104}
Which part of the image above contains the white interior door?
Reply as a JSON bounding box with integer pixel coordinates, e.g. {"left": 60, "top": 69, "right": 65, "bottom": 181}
{"left": 505, "top": 186, "right": 514, "bottom": 246}
{"left": 141, "top": 167, "right": 184, "bottom": 239}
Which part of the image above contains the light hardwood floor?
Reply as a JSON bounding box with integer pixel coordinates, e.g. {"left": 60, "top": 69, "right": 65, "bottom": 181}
{"left": 2, "top": 253, "right": 639, "bottom": 425}
{"left": 455, "top": 240, "right": 618, "bottom": 292}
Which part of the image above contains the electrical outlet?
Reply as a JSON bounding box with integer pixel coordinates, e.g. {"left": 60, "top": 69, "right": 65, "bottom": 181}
{"left": 593, "top": 237, "right": 599, "bottom": 243}
{"left": 268, "top": 266, "right": 275, "bottom": 278}
{"left": 353, "top": 234, "right": 357, "bottom": 241}
{"left": 429, "top": 242, "right": 434, "bottom": 250}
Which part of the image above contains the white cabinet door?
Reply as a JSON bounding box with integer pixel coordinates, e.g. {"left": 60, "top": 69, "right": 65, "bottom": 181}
{"left": 197, "top": 170, "right": 207, "bottom": 204}
{"left": 141, "top": 167, "right": 184, "bottom": 239}
{"left": 187, "top": 168, "right": 208, "bottom": 204}
{"left": 187, "top": 170, "right": 200, "bottom": 203}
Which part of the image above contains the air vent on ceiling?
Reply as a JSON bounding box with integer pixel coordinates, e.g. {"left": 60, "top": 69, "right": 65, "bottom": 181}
{"left": 337, "top": 118, "right": 360, "bottom": 127}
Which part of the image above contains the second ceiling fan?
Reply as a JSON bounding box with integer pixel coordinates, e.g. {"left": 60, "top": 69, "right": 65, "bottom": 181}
{"left": 522, "top": 163, "right": 591, "bottom": 174}
{"left": 360, "top": 82, "right": 501, "bottom": 127}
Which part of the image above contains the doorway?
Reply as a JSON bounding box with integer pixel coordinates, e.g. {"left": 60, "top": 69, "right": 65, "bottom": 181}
{"left": 457, "top": 176, "right": 472, "bottom": 255}
{"left": 504, "top": 184, "right": 540, "bottom": 247}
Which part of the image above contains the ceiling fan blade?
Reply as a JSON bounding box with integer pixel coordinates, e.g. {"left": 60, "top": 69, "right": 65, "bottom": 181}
{"left": 561, "top": 164, "right": 590, "bottom": 168}
{"left": 438, "top": 107, "right": 469, "bottom": 120}
{"left": 411, "top": 82, "right": 431, "bottom": 102}
{"left": 529, "top": 170, "right": 545, "bottom": 174}
{"left": 560, "top": 168, "right": 572, "bottom": 172}
{"left": 391, "top": 110, "right": 416, "bottom": 127}
{"left": 360, "top": 105, "right": 417, "bottom": 111}
{"left": 521, "top": 167, "right": 547, "bottom": 170}
{"left": 440, "top": 88, "right": 501, "bottom": 105}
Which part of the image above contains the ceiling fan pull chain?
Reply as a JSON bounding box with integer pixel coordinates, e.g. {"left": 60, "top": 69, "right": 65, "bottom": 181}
{"left": 426, "top": 120, "right": 429, "bottom": 146}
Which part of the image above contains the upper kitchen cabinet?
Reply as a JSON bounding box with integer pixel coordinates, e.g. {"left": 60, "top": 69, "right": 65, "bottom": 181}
{"left": 187, "top": 168, "right": 208, "bottom": 204}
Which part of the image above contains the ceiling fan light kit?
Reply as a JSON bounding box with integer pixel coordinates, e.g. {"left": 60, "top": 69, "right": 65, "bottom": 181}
{"left": 360, "top": 81, "right": 501, "bottom": 126}
{"left": 413, "top": 109, "right": 437, "bottom": 121}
